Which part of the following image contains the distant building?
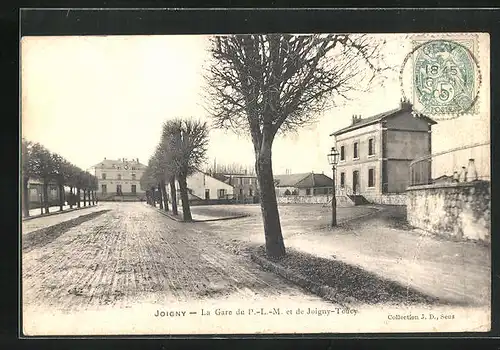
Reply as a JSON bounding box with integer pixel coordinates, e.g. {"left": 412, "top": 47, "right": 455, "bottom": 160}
{"left": 213, "top": 172, "right": 259, "bottom": 200}
{"left": 168, "top": 170, "right": 235, "bottom": 204}
{"left": 274, "top": 172, "right": 333, "bottom": 197}
{"left": 27, "top": 178, "right": 60, "bottom": 205}
{"left": 91, "top": 158, "right": 147, "bottom": 199}
{"left": 330, "top": 100, "right": 436, "bottom": 202}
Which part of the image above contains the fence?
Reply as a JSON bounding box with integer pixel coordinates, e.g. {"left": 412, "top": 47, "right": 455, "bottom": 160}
{"left": 409, "top": 141, "right": 490, "bottom": 186}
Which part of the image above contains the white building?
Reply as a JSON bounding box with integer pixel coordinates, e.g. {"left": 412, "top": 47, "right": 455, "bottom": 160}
{"left": 91, "top": 158, "right": 147, "bottom": 199}
{"left": 168, "top": 170, "right": 235, "bottom": 203}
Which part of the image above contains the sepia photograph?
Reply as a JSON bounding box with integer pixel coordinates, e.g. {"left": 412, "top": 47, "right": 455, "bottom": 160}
{"left": 20, "top": 25, "right": 491, "bottom": 335}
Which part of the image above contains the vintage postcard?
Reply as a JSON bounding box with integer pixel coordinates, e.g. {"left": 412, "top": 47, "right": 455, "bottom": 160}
{"left": 20, "top": 32, "right": 490, "bottom": 335}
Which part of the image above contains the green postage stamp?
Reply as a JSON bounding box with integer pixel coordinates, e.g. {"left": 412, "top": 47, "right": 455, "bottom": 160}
{"left": 401, "top": 34, "right": 482, "bottom": 120}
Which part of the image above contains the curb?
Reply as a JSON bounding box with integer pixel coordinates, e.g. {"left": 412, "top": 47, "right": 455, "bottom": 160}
{"left": 22, "top": 209, "right": 111, "bottom": 252}
{"left": 250, "top": 252, "right": 356, "bottom": 307}
{"left": 193, "top": 214, "right": 251, "bottom": 223}
{"left": 22, "top": 204, "right": 99, "bottom": 222}
{"left": 148, "top": 204, "right": 251, "bottom": 223}
{"left": 148, "top": 205, "right": 184, "bottom": 222}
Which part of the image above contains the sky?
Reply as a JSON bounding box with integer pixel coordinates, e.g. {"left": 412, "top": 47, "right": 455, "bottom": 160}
{"left": 21, "top": 34, "right": 490, "bottom": 177}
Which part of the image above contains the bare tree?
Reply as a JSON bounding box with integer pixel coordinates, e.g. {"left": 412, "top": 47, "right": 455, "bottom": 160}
{"left": 205, "top": 160, "right": 255, "bottom": 176}
{"left": 204, "top": 34, "right": 388, "bottom": 258}
{"left": 162, "top": 119, "right": 209, "bottom": 222}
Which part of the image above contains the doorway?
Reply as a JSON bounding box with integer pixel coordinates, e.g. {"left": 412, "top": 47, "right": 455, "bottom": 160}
{"left": 352, "top": 171, "right": 359, "bottom": 194}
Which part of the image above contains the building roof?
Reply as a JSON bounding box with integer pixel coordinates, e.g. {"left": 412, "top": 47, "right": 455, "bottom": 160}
{"left": 295, "top": 173, "right": 333, "bottom": 188}
{"left": 196, "top": 169, "right": 234, "bottom": 188}
{"left": 212, "top": 173, "right": 230, "bottom": 183}
{"left": 274, "top": 172, "right": 333, "bottom": 188}
{"left": 330, "top": 105, "right": 437, "bottom": 137}
{"left": 93, "top": 158, "right": 146, "bottom": 169}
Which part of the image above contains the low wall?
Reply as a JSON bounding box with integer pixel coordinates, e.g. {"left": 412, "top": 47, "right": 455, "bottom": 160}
{"left": 406, "top": 181, "right": 490, "bottom": 243}
{"left": 276, "top": 195, "right": 354, "bottom": 207}
{"left": 364, "top": 193, "right": 407, "bottom": 206}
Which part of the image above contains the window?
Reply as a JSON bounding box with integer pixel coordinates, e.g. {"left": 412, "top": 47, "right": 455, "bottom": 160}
{"left": 132, "top": 174, "right": 136, "bottom": 180}
{"left": 131, "top": 185, "right": 136, "bottom": 193}
{"left": 101, "top": 173, "right": 107, "bottom": 180}
{"left": 116, "top": 184, "right": 122, "bottom": 195}
{"left": 340, "top": 172, "right": 345, "bottom": 187}
{"left": 353, "top": 142, "right": 359, "bottom": 159}
{"left": 368, "top": 138, "right": 374, "bottom": 156}
{"left": 243, "top": 178, "right": 250, "bottom": 185}
{"left": 101, "top": 184, "right": 107, "bottom": 194}
{"left": 249, "top": 188, "right": 253, "bottom": 196}
{"left": 205, "top": 189, "right": 210, "bottom": 200}
{"left": 368, "top": 168, "right": 375, "bottom": 188}
{"left": 117, "top": 174, "right": 122, "bottom": 180}
{"left": 132, "top": 167, "right": 136, "bottom": 170}
{"left": 218, "top": 189, "right": 226, "bottom": 198}
{"left": 306, "top": 188, "right": 311, "bottom": 195}
{"left": 340, "top": 146, "right": 345, "bottom": 161}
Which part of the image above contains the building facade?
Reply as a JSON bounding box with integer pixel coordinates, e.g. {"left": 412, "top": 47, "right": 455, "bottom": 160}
{"left": 91, "top": 158, "right": 147, "bottom": 199}
{"left": 168, "top": 170, "right": 235, "bottom": 204}
{"left": 274, "top": 172, "right": 333, "bottom": 197}
{"left": 213, "top": 173, "right": 259, "bottom": 200}
{"left": 26, "top": 178, "right": 61, "bottom": 206}
{"left": 331, "top": 100, "right": 436, "bottom": 201}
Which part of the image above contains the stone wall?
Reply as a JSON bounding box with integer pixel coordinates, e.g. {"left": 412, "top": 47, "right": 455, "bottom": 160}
{"left": 406, "top": 181, "right": 490, "bottom": 243}
{"left": 276, "top": 195, "right": 354, "bottom": 207}
{"left": 363, "top": 193, "right": 407, "bottom": 206}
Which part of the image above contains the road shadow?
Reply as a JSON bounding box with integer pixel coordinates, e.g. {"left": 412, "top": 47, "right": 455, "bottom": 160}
{"left": 250, "top": 245, "right": 473, "bottom": 307}
{"left": 22, "top": 209, "right": 111, "bottom": 253}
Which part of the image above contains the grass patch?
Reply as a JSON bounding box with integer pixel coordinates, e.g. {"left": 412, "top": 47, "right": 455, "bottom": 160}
{"left": 250, "top": 245, "right": 452, "bottom": 307}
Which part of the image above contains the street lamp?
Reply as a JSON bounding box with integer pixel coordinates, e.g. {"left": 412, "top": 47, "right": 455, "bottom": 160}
{"left": 327, "top": 147, "right": 340, "bottom": 227}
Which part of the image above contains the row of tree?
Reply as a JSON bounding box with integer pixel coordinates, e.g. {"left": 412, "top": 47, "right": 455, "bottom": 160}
{"left": 204, "top": 160, "right": 256, "bottom": 176}
{"left": 22, "top": 139, "right": 99, "bottom": 217}
{"left": 140, "top": 118, "right": 209, "bottom": 222}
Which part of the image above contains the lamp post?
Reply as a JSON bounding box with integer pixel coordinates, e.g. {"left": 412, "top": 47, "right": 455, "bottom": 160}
{"left": 327, "top": 147, "right": 340, "bottom": 227}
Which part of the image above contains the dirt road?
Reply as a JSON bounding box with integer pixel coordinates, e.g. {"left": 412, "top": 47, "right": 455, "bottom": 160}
{"left": 22, "top": 202, "right": 331, "bottom": 312}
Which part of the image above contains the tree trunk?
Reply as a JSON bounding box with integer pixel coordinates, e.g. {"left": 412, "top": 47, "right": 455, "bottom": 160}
{"left": 69, "top": 186, "right": 74, "bottom": 209}
{"left": 151, "top": 186, "right": 156, "bottom": 207}
{"left": 22, "top": 177, "right": 30, "bottom": 218}
{"left": 77, "top": 188, "right": 81, "bottom": 208}
{"left": 256, "top": 142, "right": 286, "bottom": 259}
{"left": 83, "top": 189, "right": 87, "bottom": 207}
{"left": 178, "top": 174, "right": 192, "bottom": 222}
{"left": 158, "top": 183, "right": 164, "bottom": 210}
{"left": 161, "top": 180, "right": 169, "bottom": 211}
{"left": 169, "top": 176, "right": 178, "bottom": 216}
{"left": 43, "top": 182, "right": 50, "bottom": 214}
{"left": 59, "top": 183, "right": 64, "bottom": 211}
{"left": 92, "top": 191, "right": 95, "bottom": 205}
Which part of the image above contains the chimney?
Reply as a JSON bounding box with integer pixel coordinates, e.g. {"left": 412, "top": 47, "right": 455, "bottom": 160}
{"left": 400, "top": 98, "right": 412, "bottom": 111}
{"left": 352, "top": 114, "right": 362, "bottom": 125}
